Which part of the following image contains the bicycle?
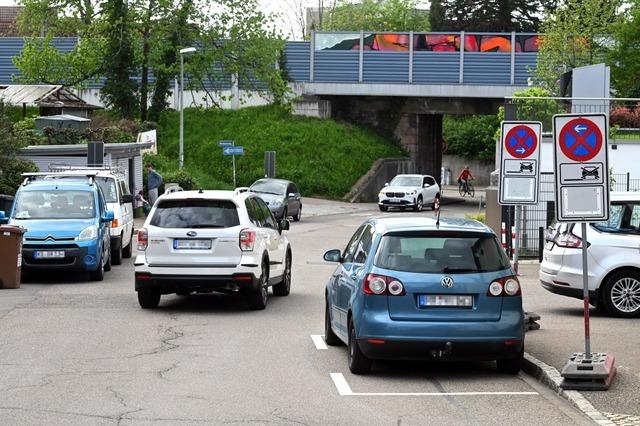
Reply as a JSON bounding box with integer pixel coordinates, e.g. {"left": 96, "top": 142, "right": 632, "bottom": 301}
{"left": 458, "top": 180, "right": 475, "bottom": 197}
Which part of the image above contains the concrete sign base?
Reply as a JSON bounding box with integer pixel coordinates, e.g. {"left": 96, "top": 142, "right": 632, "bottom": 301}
{"left": 560, "top": 352, "right": 616, "bottom": 390}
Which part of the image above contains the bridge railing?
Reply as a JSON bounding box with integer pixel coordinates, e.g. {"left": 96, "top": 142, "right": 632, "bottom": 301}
{"left": 286, "top": 31, "right": 539, "bottom": 86}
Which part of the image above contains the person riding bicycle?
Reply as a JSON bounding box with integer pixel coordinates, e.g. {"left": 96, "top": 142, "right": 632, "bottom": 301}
{"left": 458, "top": 166, "right": 474, "bottom": 194}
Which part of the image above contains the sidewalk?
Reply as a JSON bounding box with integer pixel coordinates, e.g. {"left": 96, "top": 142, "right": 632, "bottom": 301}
{"left": 519, "top": 263, "right": 640, "bottom": 421}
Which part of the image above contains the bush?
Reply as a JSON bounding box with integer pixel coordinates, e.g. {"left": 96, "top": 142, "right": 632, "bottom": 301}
{"left": 443, "top": 115, "right": 500, "bottom": 160}
{"left": 163, "top": 169, "right": 199, "bottom": 191}
{"left": 464, "top": 212, "right": 486, "bottom": 223}
{"left": 610, "top": 105, "right": 640, "bottom": 128}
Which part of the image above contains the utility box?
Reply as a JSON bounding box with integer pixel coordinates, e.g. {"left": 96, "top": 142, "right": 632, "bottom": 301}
{"left": 0, "top": 225, "right": 26, "bottom": 289}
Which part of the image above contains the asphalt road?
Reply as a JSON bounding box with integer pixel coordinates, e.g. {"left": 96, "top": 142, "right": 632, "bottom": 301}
{"left": 0, "top": 200, "right": 594, "bottom": 425}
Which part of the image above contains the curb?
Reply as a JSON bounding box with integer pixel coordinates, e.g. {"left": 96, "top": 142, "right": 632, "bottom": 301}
{"left": 523, "top": 352, "right": 615, "bottom": 425}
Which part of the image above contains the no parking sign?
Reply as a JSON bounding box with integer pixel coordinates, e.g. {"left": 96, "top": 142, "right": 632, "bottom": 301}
{"left": 499, "top": 121, "right": 542, "bottom": 205}
{"left": 553, "top": 113, "right": 609, "bottom": 222}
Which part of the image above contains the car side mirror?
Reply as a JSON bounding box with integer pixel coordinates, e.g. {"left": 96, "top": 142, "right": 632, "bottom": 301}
{"left": 279, "top": 219, "right": 290, "bottom": 232}
{"left": 424, "top": 184, "right": 430, "bottom": 188}
{"left": 323, "top": 249, "right": 342, "bottom": 263}
{"left": 288, "top": 192, "right": 296, "bottom": 198}
{"left": 0, "top": 210, "right": 7, "bottom": 225}
{"left": 384, "top": 182, "right": 389, "bottom": 187}
{"left": 102, "top": 210, "right": 115, "bottom": 223}
{"left": 121, "top": 194, "right": 134, "bottom": 204}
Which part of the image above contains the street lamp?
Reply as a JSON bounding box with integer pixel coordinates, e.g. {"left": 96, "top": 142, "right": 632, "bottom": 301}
{"left": 179, "top": 47, "right": 197, "bottom": 169}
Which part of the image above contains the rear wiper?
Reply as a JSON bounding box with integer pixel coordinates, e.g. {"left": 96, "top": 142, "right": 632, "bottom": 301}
{"left": 442, "top": 267, "right": 482, "bottom": 273}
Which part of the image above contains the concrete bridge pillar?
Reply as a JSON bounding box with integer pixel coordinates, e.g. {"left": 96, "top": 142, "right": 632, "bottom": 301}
{"left": 416, "top": 114, "right": 443, "bottom": 184}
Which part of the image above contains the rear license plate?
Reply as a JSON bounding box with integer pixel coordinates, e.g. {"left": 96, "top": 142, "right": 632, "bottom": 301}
{"left": 173, "top": 239, "right": 212, "bottom": 250}
{"left": 419, "top": 295, "right": 473, "bottom": 308}
{"left": 34, "top": 250, "right": 65, "bottom": 259}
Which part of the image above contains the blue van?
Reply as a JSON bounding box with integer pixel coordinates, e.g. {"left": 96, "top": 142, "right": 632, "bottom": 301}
{"left": 0, "top": 177, "right": 114, "bottom": 281}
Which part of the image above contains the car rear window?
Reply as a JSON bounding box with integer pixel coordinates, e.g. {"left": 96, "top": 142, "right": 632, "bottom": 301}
{"left": 374, "top": 231, "right": 510, "bottom": 273}
{"left": 150, "top": 199, "right": 240, "bottom": 228}
{"left": 592, "top": 202, "right": 640, "bottom": 234}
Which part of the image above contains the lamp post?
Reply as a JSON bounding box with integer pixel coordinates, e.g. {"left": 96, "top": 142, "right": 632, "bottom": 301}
{"left": 179, "top": 47, "right": 197, "bottom": 170}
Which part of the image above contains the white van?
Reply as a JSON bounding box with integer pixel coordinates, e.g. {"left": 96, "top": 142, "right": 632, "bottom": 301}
{"left": 42, "top": 167, "right": 135, "bottom": 265}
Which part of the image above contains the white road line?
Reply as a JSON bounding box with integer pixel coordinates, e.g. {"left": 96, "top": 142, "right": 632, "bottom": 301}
{"left": 329, "top": 373, "right": 538, "bottom": 397}
{"left": 310, "top": 334, "right": 328, "bottom": 350}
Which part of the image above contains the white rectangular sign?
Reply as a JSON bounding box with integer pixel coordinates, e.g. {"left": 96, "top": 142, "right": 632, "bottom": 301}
{"left": 553, "top": 113, "right": 609, "bottom": 222}
{"left": 499, "top": 121, "right": 542, "bottom": 205}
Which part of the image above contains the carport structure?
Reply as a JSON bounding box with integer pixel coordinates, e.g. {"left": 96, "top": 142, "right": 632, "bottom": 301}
{"left": 0, "top": 84, "right": 101, "bottom": 118}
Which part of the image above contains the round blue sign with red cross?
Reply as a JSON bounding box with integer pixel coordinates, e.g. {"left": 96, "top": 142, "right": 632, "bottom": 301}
{"left": 559, "top": 118, "right": 603, "bottom": 162}
{"left": 505, "top": 125, "right": 538, "bottom": 159}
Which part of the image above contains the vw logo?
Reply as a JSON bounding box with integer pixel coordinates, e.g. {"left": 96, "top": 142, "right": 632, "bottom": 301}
{"left": 441, "top": 276, "right": 454, "bottom": 288}
{"left": 186, "top": 231, "right": 197, "bottom": 237}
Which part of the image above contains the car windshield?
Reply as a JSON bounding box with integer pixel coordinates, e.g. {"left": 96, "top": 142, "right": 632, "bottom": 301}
{"left": 150, "top": 199, "right": 240, "bottom": 228}
{"left": 592, "top": 202, "right": 640, "bottom": 234}
{"left": 250, "top": 180, "right": 287, "bottom": 195}
{"left": 12, "top": 190, "right": 95, "bottom": 220}
{"left": 390, "top": 176, "right": 421, "bottom": 187}
{"left": 375, "top": 232, "right": 511, "bottom": 274}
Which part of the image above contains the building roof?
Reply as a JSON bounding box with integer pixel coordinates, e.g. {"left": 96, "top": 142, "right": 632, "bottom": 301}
{"left": 0, "top": 84, "right": 101, "bottom": 109}
{"left": 19, "top": 142, "right": 155, "bottom": 157}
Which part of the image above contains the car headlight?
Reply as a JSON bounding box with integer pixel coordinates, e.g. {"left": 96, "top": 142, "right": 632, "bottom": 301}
{"left": 407, "top": 190, "right": 417, "bottom": 196}
{"left": 77, "top": 225, "right": 98, "bottom": 241}
{"left": 378, "top": 191, "right": 385, "bottom": 197}
{"left": 271, "top": 199, "right": 283, "bottom": 207}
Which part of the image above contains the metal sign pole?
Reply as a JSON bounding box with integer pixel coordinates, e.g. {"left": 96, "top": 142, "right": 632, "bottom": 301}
{"left": 232, "top": 154, "right": 236, "bottom": 188}
{"left": 513, "top": 205, "right": 521, "bottom": 274}
{"left": 581, "top": 222, "right": 591, "bottom": 359}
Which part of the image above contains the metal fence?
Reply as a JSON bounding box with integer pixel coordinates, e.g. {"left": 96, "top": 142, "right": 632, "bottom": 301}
{"left": 519, "top": 173, "right": 555, "bottom": 257}
{"left": 612, "top": 173, "right": 640, "bottom": 192}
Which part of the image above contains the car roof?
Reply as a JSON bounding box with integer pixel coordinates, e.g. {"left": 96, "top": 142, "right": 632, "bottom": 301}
{"left": 394, "top": 174, "right": 428, "bottom": 178}
{"left": 20, "top": 180, "right": 95, "bottom": 192}
{"left": 158, "top": 190, "right": 255, "bottom": 203}
{"left": 369, "top": 216, "right": 493, "bottom": 234}
{"left": 610, "top": 192, "right": 640, "bottom": 202}
{"left": 252, "top": 178, "right": 292, "bottom": 185}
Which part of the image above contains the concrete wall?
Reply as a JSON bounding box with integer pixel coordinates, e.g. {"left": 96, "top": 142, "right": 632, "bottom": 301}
{"left": 344, "top": 158, "right": 415, "bottom": 202}
{"left": 442, "top": 155, "right": 495, "bottom": 186}
{"left": 291, "top": 97, "right": 331, "bottom": 118}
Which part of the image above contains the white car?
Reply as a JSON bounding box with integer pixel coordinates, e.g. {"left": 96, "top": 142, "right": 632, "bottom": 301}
{"left": 540, "top": 192, "right": 640, "bottom": 317}
{"left": 134, "top": 190, "right": 292, "bottom": 310}
{"left": 378, "top": 174, "right": 441, "bottom": 212}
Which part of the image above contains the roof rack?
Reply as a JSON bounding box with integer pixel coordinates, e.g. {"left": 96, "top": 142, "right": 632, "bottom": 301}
{"left": 47, "top": 164, "right": 126, "bottom": 178}
{"left": 21, "top": 172, "right": 96, "bottom": 186}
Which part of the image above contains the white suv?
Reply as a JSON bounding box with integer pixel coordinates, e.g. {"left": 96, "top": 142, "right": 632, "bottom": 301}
{"left": 134, "top": 190, "right": 292, "bottom": 310}
{"left": 378, "top": 174, "right": 441, "bottom": 212}
{"left": 540, "top": 192, "right": 640, "bottom": 317}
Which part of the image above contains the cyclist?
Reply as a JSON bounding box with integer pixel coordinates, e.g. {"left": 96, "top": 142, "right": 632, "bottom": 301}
{"left": 458, "top": 166, "right": 474, "bottom": 194}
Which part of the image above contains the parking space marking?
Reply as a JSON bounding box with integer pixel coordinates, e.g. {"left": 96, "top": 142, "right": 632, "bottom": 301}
{"left": 330, "top": 373, "right": 539, "bottom": 397}
{"left": 311, "top": 334, "right": 328, "bottom": 350}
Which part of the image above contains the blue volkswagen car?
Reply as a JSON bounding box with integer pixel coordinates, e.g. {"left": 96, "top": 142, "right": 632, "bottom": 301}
{"left": 0, "top": 177, "right": 114, "bottom": 281}
{"left": 323, "top": 217, "right": 524, "bottom": 374}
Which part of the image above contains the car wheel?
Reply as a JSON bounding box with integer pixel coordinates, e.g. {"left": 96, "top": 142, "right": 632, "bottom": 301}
{"left": 272, "top": 252, "right": 291, "bottom": 296}
{"left": 325, "top": 300, "right": 342, "bottom": 346}
{"left": 348, "top": 319, "right": 372, "bottom": 374}
{"left": 138, "top": 290, "right": 160, "bottom": 309}
{"left": 378, "top": 205, "right": 388, "bottom": 212}
{"left": 431, "top": 194, "right": 441, "bottom": 211}
{"left": 601, "top": 270, "right": 640, "bottom": 317}
{"left": 414, "top": 196, "right": 423, "bottom": 212}
{"left": 245, "top": 259, "right": 268, "bottom": 310}
{"left": 497, "top": 351, "right": 524, "bottom": 374}
{"left": 104, "top": 251, "right": 112, "bottom": 272}
{"left": 293, "top": 206, "right": 302, "bottom": 222}
{"left": 111, "top": 237, "right": 122, "bottom": 265}
{"left": 89, "top": 254, "right": 105, "bottom": 282}
{"left": 122, "top": 232, "right": 133, "bottom": 259}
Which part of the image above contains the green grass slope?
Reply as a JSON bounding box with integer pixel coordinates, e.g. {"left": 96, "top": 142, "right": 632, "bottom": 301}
{"left": 153, "top": 105, "right": 405, "bottom": 198}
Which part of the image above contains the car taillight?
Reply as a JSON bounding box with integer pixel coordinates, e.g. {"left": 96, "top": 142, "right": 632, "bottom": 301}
{"left": 555, "top": 232, "right": 583, "bottom": 248}
{"left": 487, "top": 276, "right": 521, "bottom": 297}
{"left": 239, "top": 229, "right": 256, "bottom": 251}
{"left": 137, "top": 228, "right": 148, "bottom": 251}
{"left": 363, "top": 274, "right": 405, "bottom": 296}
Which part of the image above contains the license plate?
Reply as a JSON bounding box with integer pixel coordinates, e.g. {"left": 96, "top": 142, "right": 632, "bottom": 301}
{"left": 34, "top": 250, "right": 65, "bottom": 259}
{"left": 173, "top": 239, "right": 212, "bottom": 250}
{"left": 419, "top": 295, "right": 473, "bottom": 308}
{"left": 389, "top": 199, "right": 401, "bottom": 203}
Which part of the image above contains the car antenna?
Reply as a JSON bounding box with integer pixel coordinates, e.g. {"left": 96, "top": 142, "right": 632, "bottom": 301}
{"left": 198, "top": 188, "right": 204, "bottom": 194}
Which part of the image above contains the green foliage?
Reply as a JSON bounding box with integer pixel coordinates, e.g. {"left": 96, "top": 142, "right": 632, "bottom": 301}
{"left": 608, "top": 1, "right": 640, "bottom": 97}
{"left": 535, "top": 0, "right": 621, "bottom": 94}
{"left": 0, "top": 102, "right": 38, "bottom": 195}
{"left": 163, "top": 169, "right": 200, "bottom": 191}
{"left": 323, "top": 0, "right": 430, "bottom": 32}
{"left": 13, "top": 117, "right": 46, "bottom": 146}
{"left": 497, "top": 87, "right": 561, "bottom": 132}
{"left": 154, "top": 105, "right": 405, "bottom": 198}
{"left": 464, "top": 212, "right": 486, "bottom": 223}
{"left": 443, "top": 115, "right": 500, "bottom": 161}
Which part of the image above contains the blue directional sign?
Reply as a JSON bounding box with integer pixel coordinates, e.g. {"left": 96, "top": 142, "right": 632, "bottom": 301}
{"left": 218, "top": 140, "right": 234, "bottom": 147}
{"left": 223, "top": 146, "right": 244, "bottom": 156}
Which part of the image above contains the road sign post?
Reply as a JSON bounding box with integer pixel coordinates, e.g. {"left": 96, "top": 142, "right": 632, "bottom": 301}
{"left": 222, "top": 144, "right": 244, "bottom": 188}
{"left": 552, "top": 113, "right": 615, "bottom": 390}
{"left": 498, "top": 121, "right": 542, "bottom": 273}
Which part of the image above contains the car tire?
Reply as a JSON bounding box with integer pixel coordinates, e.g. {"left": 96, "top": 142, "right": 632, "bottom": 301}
{"left": 111, "top": 237, "right": 122, "bottom": 266}
{"left": 431, "top": 194, "right": 441, "bottom": 211}
{"left": 378, "top": 205, "right": 388, "bottom": 212}
{"left": 104, "top": 251, "right": 112, "bottom": 272}
{"left": 601, "top": 270, "right": 640, "bottom": 318}
{"left": 138, "top": 290, "right": 160, "bottom": 309}
{"left": 122, "top": 232, "right": 133, "bottom": 259}
{"left": 414, "top": 196, "right": 423, "bottom": 212}
{"left": 497, "top": 351, "right": 524, "bottom": 374}
{"left": 90, "top": 254, "right": 105, "bottom": 282}
{"left": 293, "top": 206, "right": 302, "bottom": 222}
{"left": 272, "top": 252, "right": 291, "bottom": 296}
{"left": 245, "top": 259, "right": 268, "bottom": 310}
{"left": 325, "top": 300, "right": 342, "bottom": 346}
{"left": 348, "top": 319, "right": 372, "bottom": 374}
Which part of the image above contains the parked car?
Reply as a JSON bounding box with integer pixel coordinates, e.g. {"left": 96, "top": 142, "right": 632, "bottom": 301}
{"left": 134, "top": 190, "right": 292, "bottom": 310}
{"left": 378, "top": 174, "right": 440, "bottom": 212}
{"left": 0, "top": 177, "right": 113, "bottom": 281}
{"left": 540, "top": 192, "right": 640, "bottom": 317}
{"left": 250, "top": 178, "right": 302, "bottom": 221}
{"left": 323, "top": 216, "right": 524, "bottom": 374}
{"left": 38, "top": 168, "right": 135, "bottom": 265}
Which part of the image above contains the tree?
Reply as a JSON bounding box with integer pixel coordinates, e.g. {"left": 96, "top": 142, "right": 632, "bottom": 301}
{"left": 0, "top": 103, "right": 38, "bottom": 195}
{"left": 323, "top": 0, "right": 430, "bottom": 32}
{"left": 608, "top": 0, "right": 640, "bottom": 97}
{"left": 535, "top": 0, "right": 621, "bottom": 94}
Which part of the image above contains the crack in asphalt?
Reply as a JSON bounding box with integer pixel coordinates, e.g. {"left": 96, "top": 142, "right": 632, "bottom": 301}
{"left": 0, "top": 405, "right": 114, "bottom": 421}
{"left": 270, "top": 408, "right": 311, "bottom": 426}
{"left": 157, "top": 362, "right": 179, "bottom": 380}
{"left": 430, "top": 377, "right": 478, "bottom": 426}
{"left": 126, "top": 325, "right": 184, "bottom": 359}
{"left": 107, "top": 385, "right": 144, "bottom": 425}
